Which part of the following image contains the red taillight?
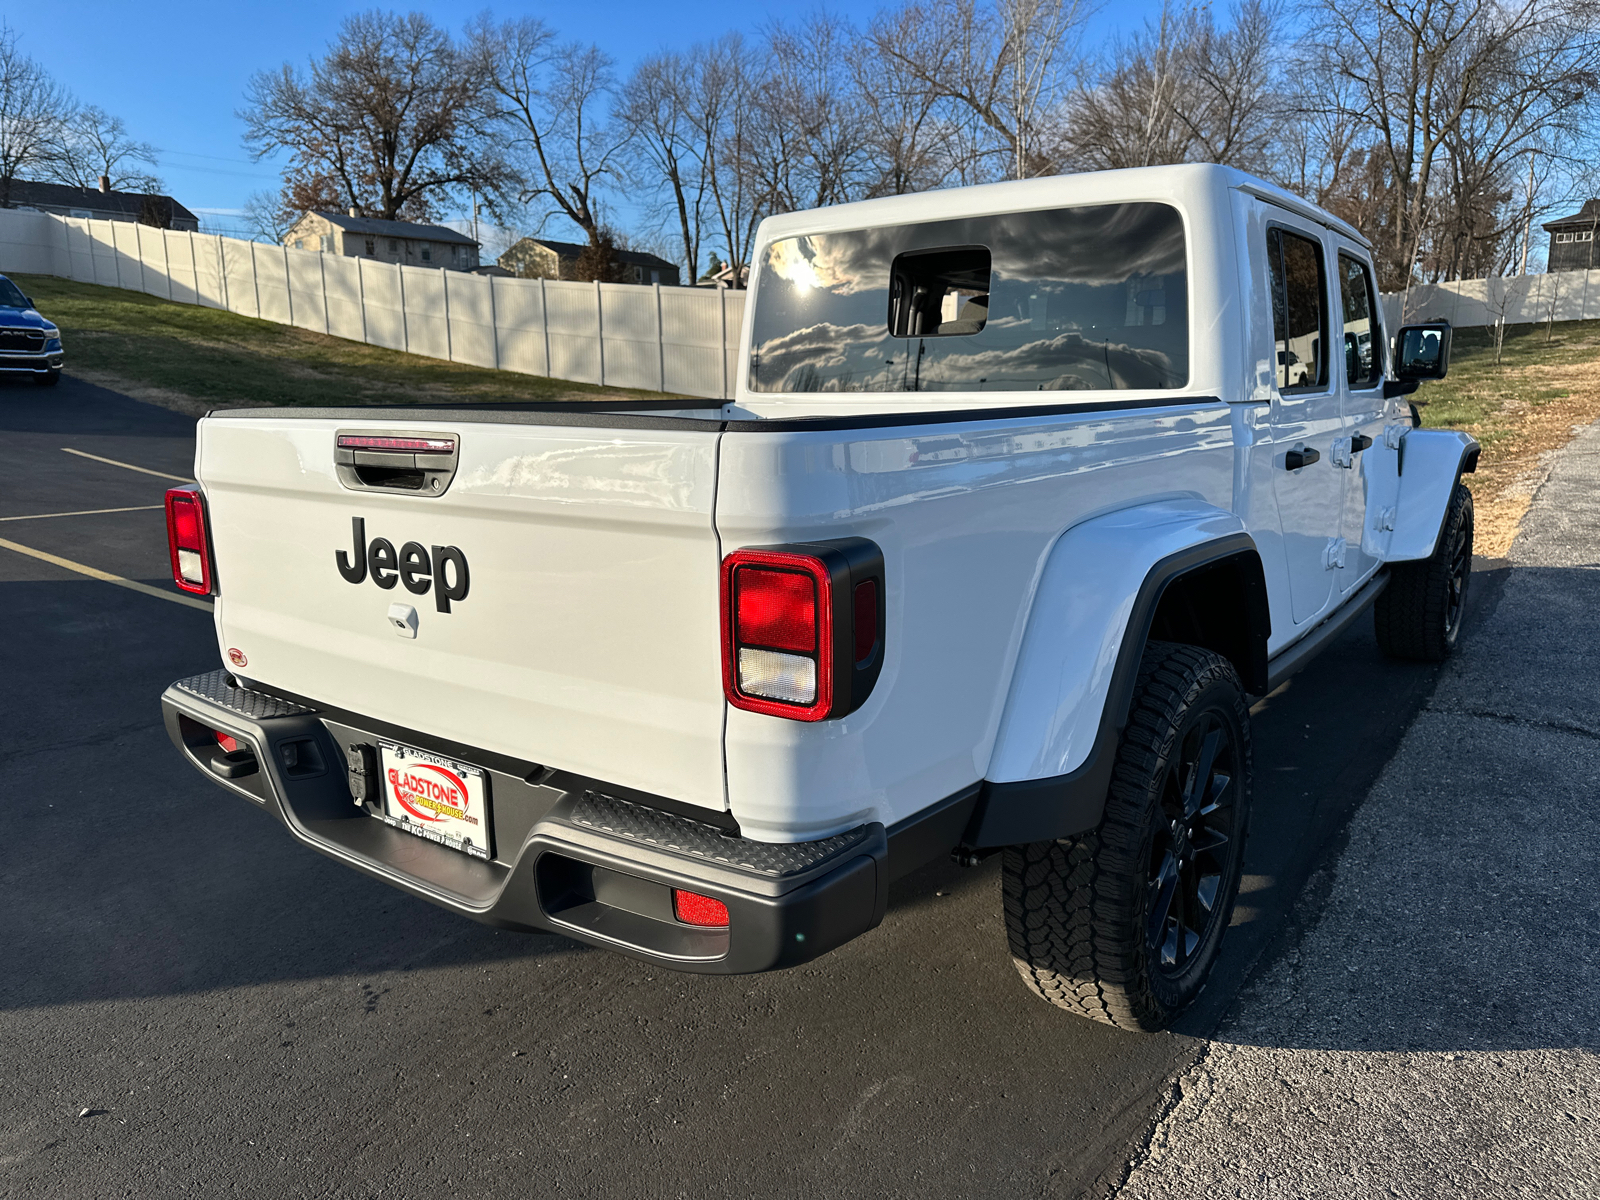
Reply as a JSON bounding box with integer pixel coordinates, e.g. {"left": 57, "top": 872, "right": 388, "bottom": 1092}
{"left": 673, "top": 889, "right": 730, "bottom": 927}
{"left": 736, "top": 568, "right": 817, "bottom": 653}
{"left": 215, "top": 731, "right": 238, "bottom": 754}
{"left": 721, "top": 540, "right": 887, "bottom": 722}
{"left": 722, "top": 550, "right": 833, "bottom": 721}
{"left": 164, "top": 485, "right": 214, "bottom": 595}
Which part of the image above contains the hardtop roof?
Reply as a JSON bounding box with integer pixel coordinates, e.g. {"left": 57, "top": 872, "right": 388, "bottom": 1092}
{"left": 753, "top": 163, "right": 1370, "bottom": 251}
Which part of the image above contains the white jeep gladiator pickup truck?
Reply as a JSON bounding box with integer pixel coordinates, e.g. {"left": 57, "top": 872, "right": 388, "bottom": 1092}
{"left": 160, "top": 164, "right": 1475, "bottom": 1031}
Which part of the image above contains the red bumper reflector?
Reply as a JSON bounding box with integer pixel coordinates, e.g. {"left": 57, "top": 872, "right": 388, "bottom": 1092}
{"left": 672, "top": 889, "right": 730, "bottom": 928}
{"left": 215, "top": 732, "right": 238, "bottom": 754}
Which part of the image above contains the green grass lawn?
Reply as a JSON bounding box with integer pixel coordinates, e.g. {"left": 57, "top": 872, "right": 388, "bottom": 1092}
{"left": 1411, "top": 317, "right": 1600, "bottom": 454}
{"left": 13, "top": 274, "right": 669, "bottom": 408}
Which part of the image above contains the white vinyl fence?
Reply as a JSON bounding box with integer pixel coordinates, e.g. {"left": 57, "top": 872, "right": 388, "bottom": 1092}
{"left": 1381, "top": 270, "right": 1600, "bottom": 332}
{"left": 0, "top": 207, "right": 744, "bottom": 399}
{"left": 8, "top": 206, "right": 1596, "bottom": 395}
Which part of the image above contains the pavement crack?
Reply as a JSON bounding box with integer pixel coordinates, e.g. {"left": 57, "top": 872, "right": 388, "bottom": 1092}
{"left": 1428, "top": 705, "right": 1600, "bottom": 743}
{"left": 1110, "top": 1041, "right": 1215, "bottom": 1196}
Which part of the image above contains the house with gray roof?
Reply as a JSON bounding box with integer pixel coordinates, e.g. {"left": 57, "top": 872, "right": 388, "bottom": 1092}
{"left": 3, "top": 177, "right": 198, "bottom": 231}
{"left": 283, "top": 210, "right": 480, "bottom": 271}
{"left": 499, "top": 236, "right": 680, "bottom": 286}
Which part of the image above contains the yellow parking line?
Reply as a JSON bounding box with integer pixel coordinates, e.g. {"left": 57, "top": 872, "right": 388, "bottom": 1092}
{"left": 61, "top": 447, "right": 192, "bottom": 482}
{"left": 0, "top": 536, "right": 213, "bottom": 613}
{"left": 0, "top": 505, "right": 164, "bottom": 522}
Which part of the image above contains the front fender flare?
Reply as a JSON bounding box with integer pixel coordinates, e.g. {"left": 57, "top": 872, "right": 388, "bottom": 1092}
{"left": 1387, "top": 430, "right": 1479, "bottom": 562}
{"left": 967, "top": 501, "right": 1264, "bottom": 848}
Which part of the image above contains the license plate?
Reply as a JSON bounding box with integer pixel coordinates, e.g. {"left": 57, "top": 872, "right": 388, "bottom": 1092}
{"left": 377, "top": 741, "right": 492, "bottom": 860}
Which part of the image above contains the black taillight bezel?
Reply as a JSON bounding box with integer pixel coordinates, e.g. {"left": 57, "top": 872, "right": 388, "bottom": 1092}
{"left": 721, "top": 537, "right": 885, "bottom": 721}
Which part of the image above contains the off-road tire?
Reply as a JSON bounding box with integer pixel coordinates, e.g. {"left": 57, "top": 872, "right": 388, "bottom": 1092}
{"left": 33, "top": 369, "right": 59, "bottom": 387}
{"left": 1374, "top": 481, "right": 1473, "bottom": 662}
{"left": 1001, "top": 642, "right": 1253, "bottom": 1031}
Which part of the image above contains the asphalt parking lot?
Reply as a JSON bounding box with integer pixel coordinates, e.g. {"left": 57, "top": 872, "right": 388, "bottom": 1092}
{"left": 0, "top": 376, "right": 1504, "bottom": 1199}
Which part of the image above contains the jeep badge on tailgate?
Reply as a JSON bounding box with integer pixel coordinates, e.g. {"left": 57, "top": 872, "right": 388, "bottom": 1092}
{"left": 335, "top": 517, "right": 469, "bottom": 612}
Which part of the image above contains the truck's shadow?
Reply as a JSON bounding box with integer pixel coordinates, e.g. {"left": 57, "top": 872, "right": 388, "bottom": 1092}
{"left": 7, "top": 560, "right": 1568, "bottom": 1061}
{"left": 1180, "top": 557, "right": 1600, "bottom": 1056}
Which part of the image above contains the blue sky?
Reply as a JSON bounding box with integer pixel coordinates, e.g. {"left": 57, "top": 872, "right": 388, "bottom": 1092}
{"left": 7, "top": 0, "right": 1163, "bottom": 244}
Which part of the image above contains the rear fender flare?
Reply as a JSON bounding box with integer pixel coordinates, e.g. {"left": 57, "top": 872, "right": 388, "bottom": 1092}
{"left": 969, "top": 501, "right": 1266, "bottom": 848}
{"left": 1387, "top": 430, "right": 1480, "bottom": 562}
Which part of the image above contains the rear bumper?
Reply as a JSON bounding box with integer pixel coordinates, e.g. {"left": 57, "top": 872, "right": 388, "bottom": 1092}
{"left": 160, "top": 670, "right": 891, "bottom": 974}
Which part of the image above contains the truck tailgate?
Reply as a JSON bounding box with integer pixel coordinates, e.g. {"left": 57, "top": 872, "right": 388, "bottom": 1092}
{"left": 197, "top": 414, "right": 727, "bottom": 812}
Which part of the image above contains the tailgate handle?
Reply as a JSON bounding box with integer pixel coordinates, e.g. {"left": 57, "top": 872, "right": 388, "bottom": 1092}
{"left": 334, "top": 431, "right": 459, "bottom": 496}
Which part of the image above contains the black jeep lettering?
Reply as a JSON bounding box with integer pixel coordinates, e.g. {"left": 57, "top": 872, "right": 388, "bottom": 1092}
{"left": 336, "top": 517, "right": 367, "bottom": 583}
{"left": 432, "top": 545, "right": 469, "bottom": 613}
{"left": 336, "top": 518, "right": 467, "bottom": 611}
{"left": 399, "top": 541, "right": 432, "bottom": 595}
{"left": 368, "top": 538, "right": 399, "bottom": 589}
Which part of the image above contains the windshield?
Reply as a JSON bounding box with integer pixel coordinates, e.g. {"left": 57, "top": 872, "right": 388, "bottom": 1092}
{"left": 0, "top": 278, "right": 30, "bottom": 309}
{"left": 748, "top": 202, "right": 1188, "bottom": 394}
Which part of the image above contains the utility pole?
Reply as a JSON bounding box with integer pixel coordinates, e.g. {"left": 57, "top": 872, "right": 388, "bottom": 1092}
{"left": 1520, "top": 155, "right": 1536, "bottom": 276}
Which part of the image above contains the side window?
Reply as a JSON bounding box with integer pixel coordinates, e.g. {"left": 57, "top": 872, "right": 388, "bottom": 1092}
{"left": 1338, "top": 255, "right": 1382, "bottom": 389}
{"left": 1267, "top": 227, "right": 1328, "bottom": 391}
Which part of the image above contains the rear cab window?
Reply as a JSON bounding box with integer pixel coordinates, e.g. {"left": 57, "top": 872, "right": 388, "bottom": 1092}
{"left": 748, "top": 203, "right": 1189, "bottom": 393}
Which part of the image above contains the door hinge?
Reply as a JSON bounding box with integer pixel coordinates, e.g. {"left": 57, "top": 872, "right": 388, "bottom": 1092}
{"left": 1331, "top": 437, "right": 1354, "bottom": 469}
{"left": 1384, "top": 423, "right": 1409, "bottom": 450}
{"left": 1323, "top": 537, "right": 1348, "bottom": 570}
{"left": 1377, "top": 506, "right": 1397, "bottom": 532}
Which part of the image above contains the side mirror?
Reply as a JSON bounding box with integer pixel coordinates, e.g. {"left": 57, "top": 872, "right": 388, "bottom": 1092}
{"left": 23, "top": 296, "right": 33, "bottom": 307}
{"left": 1395, "top": 321, "right": 1451, "bottom": 381}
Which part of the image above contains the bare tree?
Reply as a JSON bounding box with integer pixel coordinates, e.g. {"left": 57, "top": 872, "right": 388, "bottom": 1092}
{"left": 48, "top": 105, "right": 162, "bottom": 192}
{"left": 1066, "top": 4, "right": 1196, "bottom": 169}
{"left": 1302, "top": 0, "right": 1600, "bottom": 288}
{"left": 1486, "top": 271, "right": 1530, "bottom": 363}
{"left": 999, "top": 0, "right": 1084, "bottom": 179}
{"left": 472, "top": 16, "right": 630, "bottom": 248}
{"left": 849, "top": 27, "right": 965, "bottom": 195}
{"left": 0, "top": 22, "right": 72, "bottom": 207}
{"left": 1066, "top": 0, "right": 1285, "bottom": 172}
{"left": 867, "top": 0, "right": 1089, "bottom": 182}
{"left": 243, "top": 189, "right": 300, "bottom": 243}
{"left": 746, "top": 12, "right": 874, "bottom": 213}
{"left": 700, "top": 37, "right": 766, "bottom": 284}
{"left": 1543, "top": 267, "right": 1564, "bottom": 340}
{"left": 242, "top": 11, "right": 504, "bottom": 222}
{"left": 621, "top": 51, "right": 708, "bottom": 283}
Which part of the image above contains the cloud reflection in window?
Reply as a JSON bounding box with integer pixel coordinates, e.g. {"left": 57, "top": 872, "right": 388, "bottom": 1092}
{"left": 749, "top": 202, "right": 1188, "bottom": 393}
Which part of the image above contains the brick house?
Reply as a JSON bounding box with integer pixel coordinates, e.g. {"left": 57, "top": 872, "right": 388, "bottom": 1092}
{"left": 498, "top": 237, "right": 681, "bottom": 286}
{"left": 283, "top": 210, "right": 480, "bottom": 271}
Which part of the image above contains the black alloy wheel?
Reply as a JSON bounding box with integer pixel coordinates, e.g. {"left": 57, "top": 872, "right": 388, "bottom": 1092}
{"left": 1443, "top": 507, "right": 1471, "bottom": 643}
{"left": 1002, "top": 642, "right": 1253, "bottom": 1031}
{"left": 1146, "top": 709, "right": 1240, "bottom": 980}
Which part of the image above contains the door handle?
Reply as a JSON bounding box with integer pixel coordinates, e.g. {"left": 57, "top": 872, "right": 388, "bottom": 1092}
{"left": 1285, "top": 446, "right": 1321, "bottom": 470}
{"left": 1351, "top": 433, "right": 1373, "bottom": 453}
